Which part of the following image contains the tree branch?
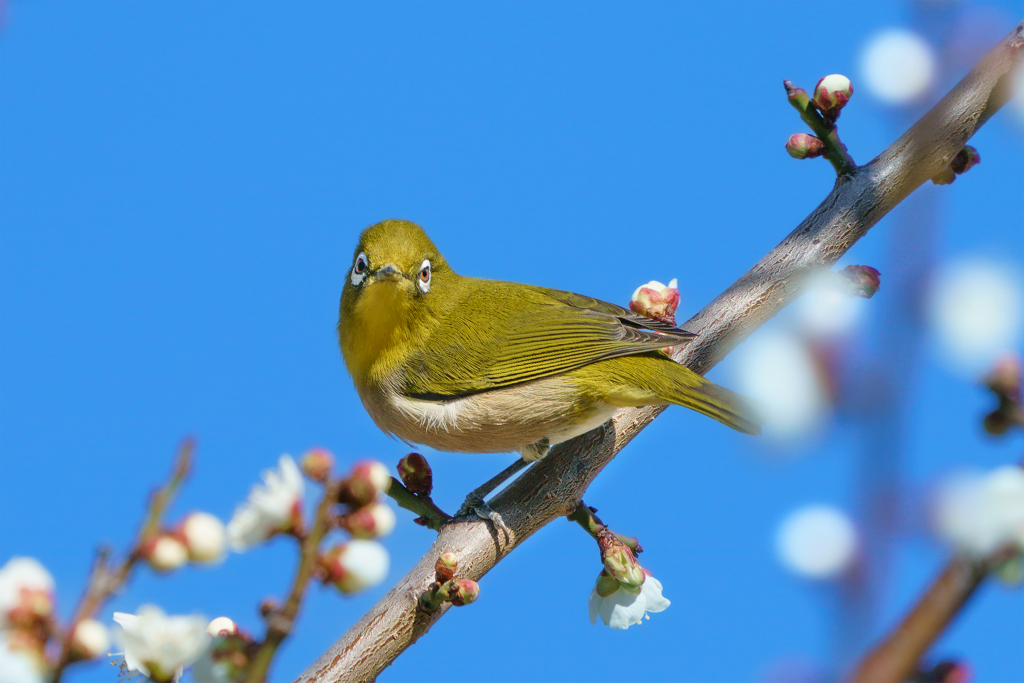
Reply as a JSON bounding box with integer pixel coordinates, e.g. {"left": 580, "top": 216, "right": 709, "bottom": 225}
{"left": 296, "top": 20, "right": 1023, "bottom": 683}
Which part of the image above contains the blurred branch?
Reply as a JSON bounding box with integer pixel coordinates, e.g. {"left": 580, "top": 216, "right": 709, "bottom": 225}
{"left": 296, "top": 20, "right": 1024, "bottom": 683}
{"left": 50, "top": 439, "right": 194, "bottom": 683}
{"left": 846, "top": 557, "right": 986, "bottom": 683}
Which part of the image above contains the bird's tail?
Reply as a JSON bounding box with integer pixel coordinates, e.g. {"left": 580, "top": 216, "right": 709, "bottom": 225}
{"left": 661, "top": 366, "right": 762, "bottom": 436}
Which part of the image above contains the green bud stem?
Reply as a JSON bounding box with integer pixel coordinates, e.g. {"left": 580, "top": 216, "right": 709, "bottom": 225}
{"left": 386, "top": 477, "right": 451, "bottom": 531}
{"left": 418, "top": 580, "right": 453, "bottom": 612}
{"left": 784, "top": 79, "right": 857, "bottom": 177}
{"left": 566, "top": 501, "right": 641, "bottom": 552}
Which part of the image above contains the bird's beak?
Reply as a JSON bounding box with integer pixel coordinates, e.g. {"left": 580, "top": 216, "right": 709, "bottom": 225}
{"left": 376, "top": 263, "right": 403, "bottom": 282}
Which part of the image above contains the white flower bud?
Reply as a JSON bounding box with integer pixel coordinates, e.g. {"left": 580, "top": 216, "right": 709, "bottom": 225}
{"left": 205, "top": 616, "right": 238, "bottom": 638}
{"left": 182, "top": 512, "right": 226, "bottom": 564}
{"left": 70, "top": 619, "right": 110, "bottom": 660}
{"left": 322, "top": 540, "right": 390, "bottom": 594}
{"left": 146, "top": 535, "right": 189, "bottom": 573}
{"left": 344, "top": 502, "right": 397, "bottom": 540}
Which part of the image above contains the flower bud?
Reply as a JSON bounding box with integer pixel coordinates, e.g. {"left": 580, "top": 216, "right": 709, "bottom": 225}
{"left": 931, "top": 167, "right": 956, "bottom": 185}
{"left": 785, "top": 81, "right": 810, "bottom": 108}
{"left": 918, "top": 660, "right": 973, "bottom": 683}
{"left": 143, "top": 534, "right": 189, "bottom": 573}
{"left": 70, "top": 618, "right": 110, "bottom": 661}
{"left": 950, "top": 145, "right": 980, "bottom": 175}
{"left": 839, "top": 265, "right": 881, "bottom": 298}
{"left": 341, "top": 502, "right": 396, "bottom": 540}
{"left": 300, "top": 447, "right": 335, "bottom": 482}
{"left": 435, "top": 552, "right": 458, "bottom": 583}
{"left": 450, "top": 579, "right": 479, "bottom": 606}
{"left": 629, "top": 279, "right": 680, "bottom": 326}
{"left": 597, "top": 532, "right": 645, "bottom": 590}
{"left": 0, "top": 557, "right": 55, "bottom": 629}
{"left": 340, "top": 460, "right": 391, "bottom": 508}
{"left": 594, "top": 570, "right": 620, "bottom": 598}
{"left": 206, "top": 616, "right": 239, "bottom": 638}
{"left": 813, "top": 74, "right": 854, "bottom": 116}
{"left": 397, "top": 452, "right": 433, "bottom": 496}
{"left": 321, "top": 540, "right": 390, "bottom": 594}
{"left": 181, "top": 512, "right": 226, "bottom": 565}
{"left": 258, "top": 598, "right": 279, "bottom": 619}
{"left": 984, "top": 355, "right": 1021, "bottom": 401}
{"left": 983, "top": 409, "right": 1014, "bottom": 436}
{"left": 785, "top": 133, "right": 825, "bottom": 159}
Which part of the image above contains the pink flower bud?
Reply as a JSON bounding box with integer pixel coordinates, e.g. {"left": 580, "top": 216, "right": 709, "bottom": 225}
{"left": 340, "top": 502, "right": 396, "bottom": 539}
{"left": 629, "top": 279, "right": 680, "bottom": 326}
{"left": 597, "top": 532, "right": 645, "bottom": 590}
{"left": 70, "top": 618, "right": 110, "bottom": 661}
{"left": 985, "top": 355, "right": 1022, "bottom": 401}
{"left": 813, "top": 74, "right": 854, "bottom": 116}
{"left": 143, "top": 534, "right": 189, "bottom": 573}
{"left": 450, "top": 579, "right": 479, "bottom": 606}
{"left": 435, "top": 552, "right": 458, "bottom": 583}
{"left": 339, "top": 460, "right": 391, "bottom": 508}
{"left": 950, "top": 145, "right": 980, "bottom": 175}
{"left": 206, "top": 616, "right": 239, "bottom": 638}
{"left": 181, "top": 512, "right": 226, "bottom": 564}
{"left": 397, "top": 452, "right": 433, "bottom": 496}
{"left": 931, "top": 167, "right": 956, "bottom": 185}
{"left": 839, "top": 265, "right": 881, "bottom": 298}
{"left": 321, "top": 540, "right": 390, "bottom": 594}
{"left": 300, "top": 447, "right": 335, "bottom": 482}
{"left": 786, "top": 133, "right": 826, "bottom": 159}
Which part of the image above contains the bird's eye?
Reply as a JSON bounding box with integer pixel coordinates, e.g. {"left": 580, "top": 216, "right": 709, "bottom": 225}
{"left": 351, "top": 252, "right": 369, "bottom": 286}
{"left": 417, "top": 259, "right": 431, "bottom": 293}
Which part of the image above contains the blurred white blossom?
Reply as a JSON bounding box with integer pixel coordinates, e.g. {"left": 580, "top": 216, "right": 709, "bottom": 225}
{"left": 776, "top": 505, "right": 858, "bottom": 579}
{"left": 929, "top": 259, "right": 1022, "bottom": 375}
{"left": 227, "top": 455, "right": 305, "bottom": 551}
{"left": 112, "top": 606, "right": 210, "bottom": 683}
{"left": 70, "top": 619, "right": 110, "bottom": 661}
{"left": 322, "top": 540, "right": 390, "bottom": 594}
{"left": 204, "top": 617, "right": 238, "bottom": 638}
{"left": 0, "top": 557, "right": 54, "bottom": 628}
{"left": 796, "top": 273, "right": 865, "bottom": 339}
{"left": 588, "top": 569, "right": 670, "bottom": 630}
{"left": 181, "top": 512, "right": 227, "bottom": 564}
{"left": 860, "top": 29, "right": 936, "bottom": 104}
{"left": 145, "top": 535, "right": 189, "bottom": 573}
{"left": 0, "top": 632, "right": 45, "bottom": 683}
{"left": 935, "top": 467, "right": 1024, "bottom": 558}
{"left": 344, "top": 502, "right": 397, "bottom": 540}
{"left": 734, "top": 330, "right": 828, "bottom": 439}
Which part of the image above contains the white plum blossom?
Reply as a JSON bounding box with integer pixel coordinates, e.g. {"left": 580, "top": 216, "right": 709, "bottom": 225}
{"left": 345, "top": 502, "right": 397, "bottom": 540}
{"left": 0, "top": 632, "right": 45, "bottom": 683}
{"left": 860, "top": 29, "right": 936, "bottom": 105}
{"left": 929, "top": 260, "right": 1022, "bottom": 375}
{"left": 145, "top": 535, "right": 189, "bottom": 572}
{"left": 227, "top": 455, "right": 305, "bottom": 551}
{"left": 70, "top": 618, "right": 110, "bottom": 661}
{"left": 935, "top": 467, "right": 1024, "bottom": 558}
{"left": 323, "top": 540, "right": 390, "bottom": 594}
{"left": 776, "top": 505, "right": 858, "bottom": 579}
{"left": 796, "top": 273, "right": 865, "bottom": 339}
{"left": 112, "top": 606, "right": 210, "bottom": 683}
{"left": 588, "top": 569, "right": 670, "bottom": 630}
{"left": 0, "top": 557, "right": 55, "bottom": 628}
{"left": 182, "top": 512, "right": 227, "bottom": 564}
{"left": 205, "top": 616, "right": 238, "bottom": 638}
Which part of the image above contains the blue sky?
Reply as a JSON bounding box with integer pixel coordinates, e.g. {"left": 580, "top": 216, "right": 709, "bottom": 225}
{"left": 1, "top": 2, "right": 1022, "bottom": 682}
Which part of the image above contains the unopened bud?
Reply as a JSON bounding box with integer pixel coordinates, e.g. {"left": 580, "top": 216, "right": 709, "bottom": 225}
{"left": 983, "top": 409, "right": 1014, "bottom": 436}
{"left": 786, "top": 133, "right": 826, "bottom": 159}
{"left": 258, "top": 598, "right": 280, "bottom": 618}
{"left": 181, "top": 512, "right": 226, "bottom": 564}
{"left": 435, "top": 552, "right": 458, "bottom": 582}
{"left": 301, "top": 447, "right": 335, "bottom": 482}
{"left": 597, "top": 532, "right": 644, "bottom": 589}
{"left": 340, "top": 460, "right": 391, "bottom": 507}
{"left": 321, "top": 540, "right": 390, "bottom": 594}
{"left": 785, "top": 81, "right": 810, "bottom": 108}
{"left": 813, "top": 74, "right": 853, "bottom": 116}
{"left": 918, "top": 660, "right": 973, "bottom": 683}
{"left": 143, "top": 534, "right": 189, "bottom": 572}
{"left": 931, "top": 167, "right": 956, "bottom": 185}
{"left": 341, "top": 502, "right": 396, "bottom": 539}
{"left": 984, "top": 355, "right": 1021, "bottom": 401}
{"left": 629, "top": 279, "right": 680, "bottom": 326}
{"left": 839, "top": 265, "right": 881, "bottom": 298}
{"left": 450, "top": 579, "right": 479, "bottom": 606}
{"left": 70, "top": 619, "right": 110, "bottom": 661}
{"left": 950, "top": 146, "right": 980, "bottom": 175}
{"left": 206, "top": 616, "right": 239, "bottom": 638}
{"left": 594, "top": 570, "right": 621, "bottom": 598}
{"left": 397, "top": 452, "right": 433, "bottom": 496}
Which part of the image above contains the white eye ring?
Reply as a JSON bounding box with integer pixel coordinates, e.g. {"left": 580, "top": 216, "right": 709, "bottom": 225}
{"left": 417, "top": 259, "right": 431, "bottom": 293}
{"left": 351, "top": 252, "right": 369, "bottom": 286}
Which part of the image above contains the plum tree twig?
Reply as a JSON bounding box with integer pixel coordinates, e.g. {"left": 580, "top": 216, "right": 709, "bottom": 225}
{"left": 295, "top": 20, "right": 1023, "bottom": 683}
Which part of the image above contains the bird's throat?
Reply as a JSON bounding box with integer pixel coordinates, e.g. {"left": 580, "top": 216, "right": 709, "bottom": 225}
{"left": 342, "top": 282, "right": 415, "bottom": 388}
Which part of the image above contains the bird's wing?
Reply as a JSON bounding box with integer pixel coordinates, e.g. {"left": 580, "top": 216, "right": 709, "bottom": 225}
{"left": 400, "top": 280, "right": 695, "bottom": 398}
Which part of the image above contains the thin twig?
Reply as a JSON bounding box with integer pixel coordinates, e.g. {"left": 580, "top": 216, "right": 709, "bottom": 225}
{"left": 784, "top": 79, "right": 858, "bottom": 175}
{"left": 296, "top": 20, "right": 1024, "bottom": 683}
{"left": 385, "top": 478, "right": 451, "bottom": 531}
{"left": 50, "top": 439, "right": 194, "bottom": 683}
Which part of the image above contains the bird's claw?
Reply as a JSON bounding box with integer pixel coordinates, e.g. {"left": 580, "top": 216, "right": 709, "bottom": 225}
{"left": 455, "top": 495, "right": 509, "bottom": 537}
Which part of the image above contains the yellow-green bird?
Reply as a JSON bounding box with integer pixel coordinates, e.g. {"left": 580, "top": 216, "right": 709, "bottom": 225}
{"left": 337, "top": 219, "right": 760, "bottom": 472}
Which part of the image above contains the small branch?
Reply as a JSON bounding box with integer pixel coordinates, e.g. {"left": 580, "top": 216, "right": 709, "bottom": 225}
{"left": 246, "top": 479, "right": 342, "bottom": 683}
{"left": 296, "top": 19, "right": 1024, "bottom": 683}
{"left": 385, "top": 477, "right": 451, "bottom": 531}
{"left": 50, "top": 439, "right": 194, "bottom": 683}
{"left": 784, "top": 79, "right": 857, "bottom": 176}
{"left": 567, "top": 502, "right": 640, "bottom": 552}
{"left": 845, "top": 557, "right": 986, "bottom": 683}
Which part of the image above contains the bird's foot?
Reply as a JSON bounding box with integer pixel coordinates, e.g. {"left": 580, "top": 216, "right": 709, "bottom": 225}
{"left": 454, "top": 493, "right": 509, "bottom": 537}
